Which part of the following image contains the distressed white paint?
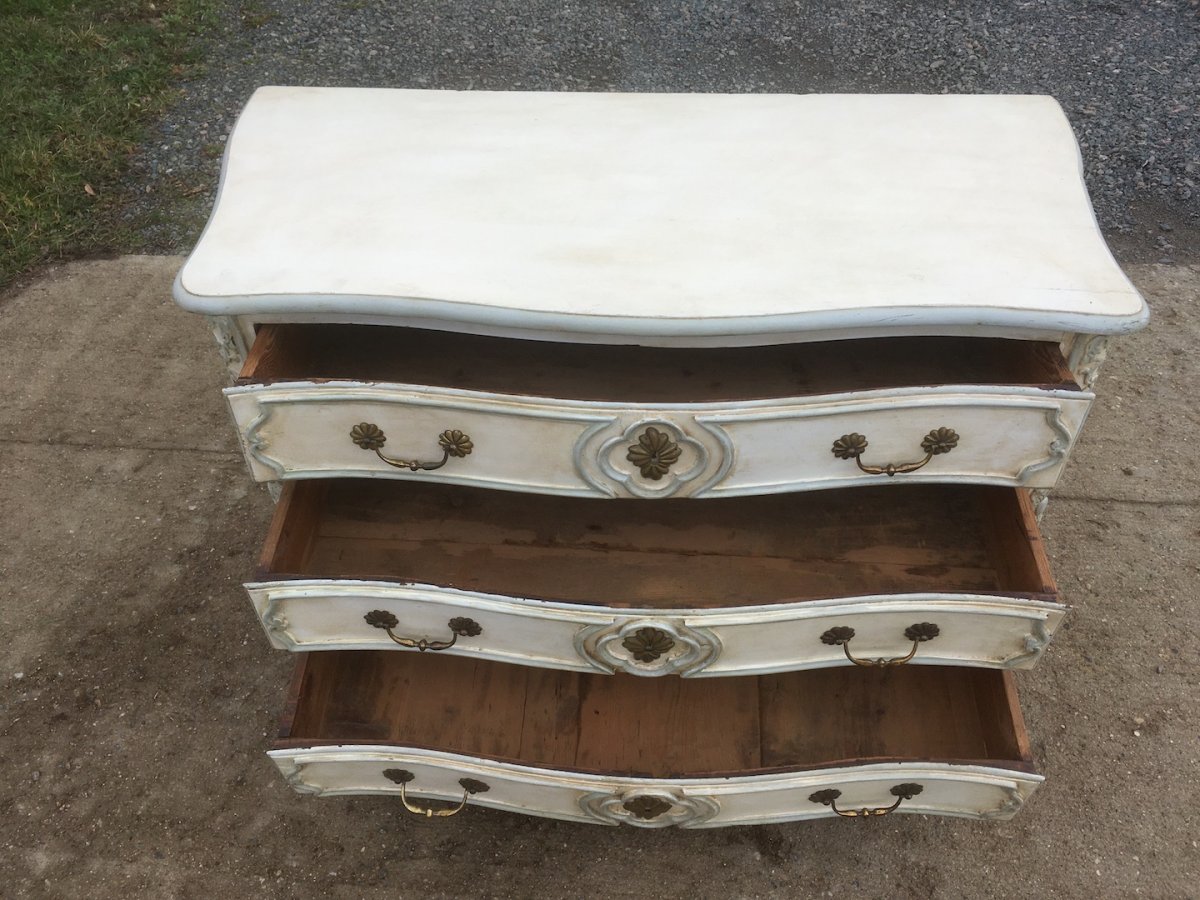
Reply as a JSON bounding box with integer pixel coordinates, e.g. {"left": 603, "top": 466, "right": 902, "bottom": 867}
{"left": 268, "top": 748, "right": 1042, "bottom": 826}
{"left": 225, "top": 381, "right": 1092, "bottom": 496}
{"left": 174, "top": 89, "right": 1148, "bottom": 345}
{"left": 248, "top": 580, "right": 1066, "bottom": 676}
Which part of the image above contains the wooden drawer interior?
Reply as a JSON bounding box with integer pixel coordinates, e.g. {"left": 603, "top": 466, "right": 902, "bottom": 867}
{"left": 239, "top": 324, "right": 1080, "bottom": 401}
{"left": 277, "top": 652, "right": 1033, "bottom": 778}
{"left": 259, "top": 481, "right": 1057, "bottom": 609}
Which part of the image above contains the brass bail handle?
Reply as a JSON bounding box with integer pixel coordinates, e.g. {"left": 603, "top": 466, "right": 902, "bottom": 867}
{"left": 820, "top": 623, "right": 940, "bottom": 667}
{"left": 809, "top": 783, "right": 924, "bottom": 818}
{"left": 364, "top": 611, "right": 482, "bottom": 651}
{"left": 383, "top": 770, "right": 489, "bottom": 818}
{"left": 350, "top": 423, "right": 473, "bottom": 472}
{"left": 831, "top": 428, "right": 959, "bottom": 476}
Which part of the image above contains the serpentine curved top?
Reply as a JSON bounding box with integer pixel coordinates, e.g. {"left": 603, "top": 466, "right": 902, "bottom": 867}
{"left": 175, "top": 87, "right": 1148, "bottom": 346}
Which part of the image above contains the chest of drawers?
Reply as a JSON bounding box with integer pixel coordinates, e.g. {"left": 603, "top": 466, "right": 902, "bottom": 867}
{"left": 174, "top": 87, "right": 1146, "bottom": 827}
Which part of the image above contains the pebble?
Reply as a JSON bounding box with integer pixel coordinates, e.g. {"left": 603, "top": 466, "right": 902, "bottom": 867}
{"left": 120, "top": 1, "right": 1200, "bottom": 255}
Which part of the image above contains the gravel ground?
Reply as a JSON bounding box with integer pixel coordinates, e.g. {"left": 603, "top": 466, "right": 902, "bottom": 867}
{"left": 125, "top": 0, "right": 1200, "bottom": 261}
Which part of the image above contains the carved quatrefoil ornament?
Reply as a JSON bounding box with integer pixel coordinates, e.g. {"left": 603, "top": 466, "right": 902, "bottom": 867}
{"left": 579, "top": 790, "right": 721, "bottom": 828}
{"left": 575, "top": 619, "right": 722, "bottom": 677}
{"left": 586, "top": 418, "right": 726, "bottom": 499}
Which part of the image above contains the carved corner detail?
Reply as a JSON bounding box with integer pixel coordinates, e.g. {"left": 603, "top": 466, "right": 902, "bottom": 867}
{"left": 206, "top": 315, "right": 249, "bottom": 383}
{"left": 242, "top": 405, "right": 287, "bottom": 478}
{"left": 1015, "top": 408, "right": 1074, "bottom": 485}
{"left": 260, "top": 594, "right": 296, "bottom": 648}
{"left": 1066, "top": 334, "right": 1110, "bottom": 391}
{"left": 1003, "top": 619, "right": 1052, "bottom": 668}
{"left": 978, "top": 786, "right": 1025, "bottom": 820}
{"left": 279, "top": 760, "right": 323, "bottom": 796}
{"left": 1030, "top": 489, "right": 1050, "bottom": 521}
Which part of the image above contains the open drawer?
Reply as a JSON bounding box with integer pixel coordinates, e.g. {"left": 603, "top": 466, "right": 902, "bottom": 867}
{"left": 226, "top": 325, "right": 1090, "bottom": 497}
{"left": 270, "top": 652, "right": 1041, "bottom": 826}
{"left": 249, "top": 481, "right": 1065, "bottom": 676}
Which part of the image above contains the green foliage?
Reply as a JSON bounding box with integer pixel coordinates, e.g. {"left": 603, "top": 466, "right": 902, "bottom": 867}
{"left": 0, "top": 0, "right": 216, "bottom": 289}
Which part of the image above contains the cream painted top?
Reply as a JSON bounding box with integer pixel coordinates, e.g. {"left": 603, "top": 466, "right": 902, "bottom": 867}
{"left": 174, "top": 87, "right": 1147, "bottom": 345}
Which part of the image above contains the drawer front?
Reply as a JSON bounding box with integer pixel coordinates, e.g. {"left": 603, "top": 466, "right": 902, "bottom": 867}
{"left": 248, "top": 580, "right": 1066, "bottom": 675}
{"left": 226, "top": 383, "right": 1091, "bottom": 497}
{"left": 268, "top": 748, "right": 1041, "bottom": 827}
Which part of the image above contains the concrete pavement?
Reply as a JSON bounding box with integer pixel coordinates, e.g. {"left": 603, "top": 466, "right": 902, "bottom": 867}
{"left": 0, "top": 256, "right": 1196, "bottom": 898}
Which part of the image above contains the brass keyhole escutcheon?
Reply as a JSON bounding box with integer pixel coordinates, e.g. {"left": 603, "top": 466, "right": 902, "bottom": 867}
{"left": 622, "top": 796, "right": 674, "bottom": 820}
{"left": 621, "top": 626, "right": 676, "bottom": 663}
{"left": 626, "top": 427, "right": 682, "bottom": 480}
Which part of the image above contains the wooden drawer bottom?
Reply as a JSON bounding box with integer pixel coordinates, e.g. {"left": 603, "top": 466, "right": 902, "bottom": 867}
{"left": 271, "top": 652, "right": 1041, "bottom": 827}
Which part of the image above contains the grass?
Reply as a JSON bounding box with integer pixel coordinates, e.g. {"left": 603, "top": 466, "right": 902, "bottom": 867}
{"left": 0, "top": 0, "right": 217, "bottom": 291}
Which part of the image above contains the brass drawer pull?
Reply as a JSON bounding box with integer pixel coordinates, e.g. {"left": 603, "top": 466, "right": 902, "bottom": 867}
{"left": 809, "top": 783, "right": 924, "bottom": 818}
{"left": 820, "top": 623, "right": 940, "bottom": 667}
{"left": 831, "top": 427, "right": 959, "bottom": 476}
{"left": 364, "top": 611, "right": 482, "bottom": 651}
{"left": 350, "top": 423, "right": 473, "bottom": 472}
{"left": 383, "top": 769, "right": 489, "bottom": 818}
